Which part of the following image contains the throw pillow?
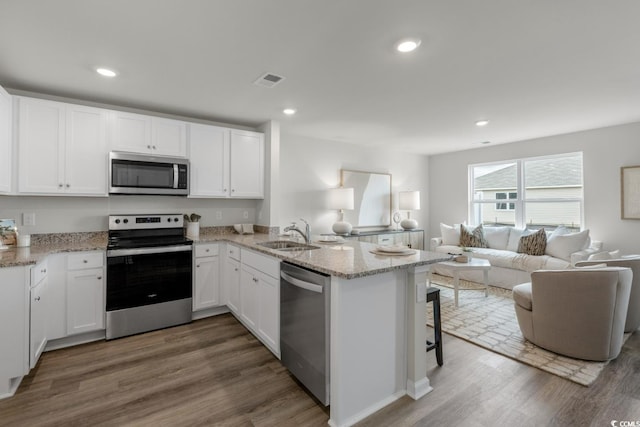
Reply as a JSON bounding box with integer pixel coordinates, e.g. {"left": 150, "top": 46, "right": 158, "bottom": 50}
{"left": 483, "top": 226, "right": 510, "bottom": 250}
{"left": 545, "top": 229, "right": 590, "bottom": 261}
{"left": 517, "top": 228, "right": 547, "bottom": 256}
{"left": 459, "top": 224, "right": 489, "bottom": 248}
{"left": 440, "top": 223, "right": 462, "bottom": 246}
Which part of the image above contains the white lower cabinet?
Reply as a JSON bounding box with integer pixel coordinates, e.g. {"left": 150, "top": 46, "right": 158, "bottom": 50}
{"left": 0, "top": 266, "right": 29, "bottom": 397}
{"left": 193, "top": 243, "right": 221, "bottom": 311}
{"left": 237, "top": 248, "right": 280, "bottom": 357}
{"left": 30, "top": 260, "right": 48, "bottom": 369}
{"left": 66, "top": 252, "right": 105, "bottom": 335}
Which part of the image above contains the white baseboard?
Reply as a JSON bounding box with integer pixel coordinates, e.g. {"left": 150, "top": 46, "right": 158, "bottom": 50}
{"left": 328, "top": 391, "right": 405, "bottom": 427}
{"left": 406, "top": 377, "right": 433, "bottom": 400}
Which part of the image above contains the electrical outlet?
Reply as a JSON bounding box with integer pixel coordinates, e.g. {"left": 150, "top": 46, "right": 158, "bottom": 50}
{"left": 243, "top": 211, "right": 249, "bottom": 219}
{"left": 23, "top": 212, "right": 36, "bottom": 226}
{"left": 216, "top": 211, "right": 222, "bottom": 220}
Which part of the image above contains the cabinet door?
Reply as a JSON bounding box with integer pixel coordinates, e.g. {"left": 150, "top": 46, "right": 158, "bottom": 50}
{"left": 189, "top": 123, "right": 229, "bottom": 197}
{"left": 65, "top": 105, "right": 108, "bottom": 195}
{"left": 258, "top": 272, "right": 279, "bottom": 355}
{"left": 229, "top": 130, "right": 264, "bottom": 198}
{"left": 46, "top": 254, "right": 67, "bottom": 340}
{"left": 151, "top": 117, "right": 186, "bottom": 157}
{"left": 409, "top": 231, "right": 424, "bottom": 250}
{"left": 17, "top": 97, "right": 65, "bottom": 194}
{"left": 30, "top": 275, "right": 48, "bottom": 369}
{"left": 0, "top": 267, "right": 29, "bottom": 384}
{"left": 109, "top": 111, "right": 152, "bottom": 153}
{"left": 194, "top": 256, "right": 220, "bottom": 311}
{"left": 0, "top": 85, "right": 11, "bottom": 193}
{"left": 240, "top": 266, "right": 259, "bottom": 330}
{"left": 226, "top": 258, "right": 240, "bottom": 314}
{"left": 66, "top": 268, "right": 105, "bottom": 335}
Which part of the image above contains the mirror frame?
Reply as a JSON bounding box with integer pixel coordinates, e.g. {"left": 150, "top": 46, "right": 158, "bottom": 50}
{"left": 341, "top": 169, "right": 392, "bottom": 228}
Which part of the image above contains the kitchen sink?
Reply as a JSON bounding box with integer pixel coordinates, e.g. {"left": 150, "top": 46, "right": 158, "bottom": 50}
{"left": 258, "top": 240, "right": 321, "bottom": 251}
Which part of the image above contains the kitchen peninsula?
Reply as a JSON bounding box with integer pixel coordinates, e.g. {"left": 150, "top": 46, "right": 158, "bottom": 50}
{"left": 0, "top": 231, "right": 450, "bottom": 427}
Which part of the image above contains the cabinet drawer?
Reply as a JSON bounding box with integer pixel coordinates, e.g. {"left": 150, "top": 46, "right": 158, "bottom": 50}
{"left": 377, "top": 234, "right": 395, "bottom": 245}
{"left": 226, "top": 244, "right": 240, "bottom": 261}
{"left": 30, "top": 260, "right": 48, "bottom": 287}
{"left": 241, "top": 248, "right": 279, "bottom": 279}
{"left": 195, "top": 243, "right": 219, "bottom": 258}
{"left": 67, "top": 251, "right": 104, "bottom": 270}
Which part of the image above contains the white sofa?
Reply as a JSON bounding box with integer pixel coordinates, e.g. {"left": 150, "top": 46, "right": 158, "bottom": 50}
{"left": 430, "top": 224, "right": 603, "bottom": 290}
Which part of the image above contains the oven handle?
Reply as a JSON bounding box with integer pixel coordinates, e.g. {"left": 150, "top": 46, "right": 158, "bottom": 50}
{"left": 107, "top": 245, "right": 192, "bottom": 257}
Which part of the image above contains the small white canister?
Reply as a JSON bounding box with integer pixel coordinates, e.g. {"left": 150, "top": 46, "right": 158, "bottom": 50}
{"left": 17, "top": 234, "right": 31, "bottom": 247}
{"left": 186, "top": 222, "right": 199, "bottom": 240}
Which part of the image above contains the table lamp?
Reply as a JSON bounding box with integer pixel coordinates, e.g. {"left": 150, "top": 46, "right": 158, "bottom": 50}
{"left": 399, "top": 190, "right": 420, "bottom": 230}
{"left": 328, "top": 187, "right": 354, "bottom": 235}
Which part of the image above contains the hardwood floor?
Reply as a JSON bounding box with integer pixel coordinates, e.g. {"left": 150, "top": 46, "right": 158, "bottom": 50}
{"left": 1, "top": 315, "right": 638, "bottom": 426}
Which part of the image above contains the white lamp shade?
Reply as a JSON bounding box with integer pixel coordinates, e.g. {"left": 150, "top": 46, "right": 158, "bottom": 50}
{"left": 399, "top": 191, "right": 420, "bottom": 211}
{"left": 328, "top": 187, "right": 354, "bottom": 210}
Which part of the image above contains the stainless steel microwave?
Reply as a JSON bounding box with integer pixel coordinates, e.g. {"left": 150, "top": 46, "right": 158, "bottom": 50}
{"left": 109, "top": 152, "right": 189, "bottom": 195}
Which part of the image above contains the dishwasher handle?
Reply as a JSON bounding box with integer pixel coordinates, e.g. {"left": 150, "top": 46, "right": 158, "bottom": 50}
{"left": 281, "top": 271, "right": 324, "bottom": 294}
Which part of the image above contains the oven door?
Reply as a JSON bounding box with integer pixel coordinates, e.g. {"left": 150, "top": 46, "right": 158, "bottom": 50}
{"left": 106, "top": 245, "right": 192, "bottom": 311}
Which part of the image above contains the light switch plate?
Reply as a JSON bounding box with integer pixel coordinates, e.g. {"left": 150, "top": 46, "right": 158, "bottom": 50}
{"left": 23, "top": 212, "right": 36, "bottom": 226}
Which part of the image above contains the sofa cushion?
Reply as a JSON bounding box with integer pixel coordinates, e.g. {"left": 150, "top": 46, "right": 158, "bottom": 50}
{"left": 507, "top": 228, "right": 531, "bottom": 252}
{"left": 460, "top": 224, "right": 488, "bottom": 248}
{"left": 518, "top": 228, "right": 547, "bottom": 256}
{"left": 483, "top": 226, "right": 511, "bottom": 250}
{"left": 440, "top": 223, "right": 462, "bottom": 245}
{"left": 545, "top": 229, "right": 590, "bottom": 261}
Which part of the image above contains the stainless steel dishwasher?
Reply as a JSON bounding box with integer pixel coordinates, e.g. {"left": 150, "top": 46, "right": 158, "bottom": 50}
{"left": 280, "top": 261, "right": 331, "bottom": 406}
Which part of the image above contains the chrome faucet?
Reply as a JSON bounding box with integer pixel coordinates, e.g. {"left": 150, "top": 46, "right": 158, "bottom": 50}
{"left": 284, "top": 218, "right": 310, "bottom": 243}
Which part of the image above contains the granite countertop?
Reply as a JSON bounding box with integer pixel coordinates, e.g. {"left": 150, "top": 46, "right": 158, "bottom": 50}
{"left": 0, "top": 229, "right": 451, "bottom": 279}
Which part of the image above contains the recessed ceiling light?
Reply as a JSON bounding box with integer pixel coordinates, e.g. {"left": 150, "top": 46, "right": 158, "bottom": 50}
{"left": 475, "top": 120, "right": 490, "bottom": 127}
{"left": 283, "top": 108, "right": 296, "bottom": 115}
{"left": 96, "top": 67, "right": 117, "bottom": 77}
{"left": 395, "top": 38, "right": 421, "bottom": 53}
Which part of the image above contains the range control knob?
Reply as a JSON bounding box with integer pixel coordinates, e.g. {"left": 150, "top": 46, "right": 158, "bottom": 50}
{"left": 115, "top": 219, "right": 121, "bottom": 224}
{"left": 167, "top": 218, "right": 171, "bottom": 222}
{"left": 123, "top": 219, "right": 129, "bottom": 224}
{"left": 174, "top": 217, "right": 179, "bottom": 222}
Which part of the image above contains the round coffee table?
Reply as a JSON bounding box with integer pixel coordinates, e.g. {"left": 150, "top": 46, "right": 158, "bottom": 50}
{"left": 429, "top": 258, "right": 491, "bottom": 307}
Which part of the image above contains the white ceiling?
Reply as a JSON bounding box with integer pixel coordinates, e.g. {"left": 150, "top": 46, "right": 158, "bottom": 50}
{"left": 1, "top": 1, "right": 640, "bottom": 155}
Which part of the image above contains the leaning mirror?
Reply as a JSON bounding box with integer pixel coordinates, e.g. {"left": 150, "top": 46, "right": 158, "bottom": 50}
{"left": 341, "top": 169, "right": 392, "bottom": 228}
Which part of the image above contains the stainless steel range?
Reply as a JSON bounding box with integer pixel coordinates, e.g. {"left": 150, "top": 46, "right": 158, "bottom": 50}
{"left": 106, "top": 214, "right": 193, "bottom": 340}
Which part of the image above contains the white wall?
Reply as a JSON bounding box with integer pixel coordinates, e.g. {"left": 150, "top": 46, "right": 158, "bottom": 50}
{"left": 279, "top": 134, "right": 430, "bottom": 235}
{"left": 429, "top": 121, "right": 640, "bottom": 255}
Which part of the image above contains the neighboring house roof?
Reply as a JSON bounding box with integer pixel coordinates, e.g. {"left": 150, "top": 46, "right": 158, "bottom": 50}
{"left": 475, "top": 156, "right": 582, "bottom": 189}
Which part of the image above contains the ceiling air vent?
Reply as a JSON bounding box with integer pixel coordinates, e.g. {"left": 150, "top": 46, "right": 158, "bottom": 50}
{"left": 253, "top": 73, "right": 285, "bottom": 88}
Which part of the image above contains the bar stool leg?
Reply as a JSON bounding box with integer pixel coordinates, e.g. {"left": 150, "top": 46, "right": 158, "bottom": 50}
{"left": 433, "top": 291, "right": 443, "bottom": 366}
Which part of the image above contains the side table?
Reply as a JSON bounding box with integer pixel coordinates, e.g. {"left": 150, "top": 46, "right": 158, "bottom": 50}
{"left": 430, "top": 258, "right": 491, "bottom": 307}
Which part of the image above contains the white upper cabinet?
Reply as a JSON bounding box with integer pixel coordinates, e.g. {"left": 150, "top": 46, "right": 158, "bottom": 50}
{"left": 188, "top": 125, "right": 264, "bottom": 199}
{"left": 110, "top": 111, "right": 186, "bottom": 157}
{"left": 0, "top": 85, "right": 12, "bottom": 194}
{"left": 17, "top": 97, "right": 108, "bottom": 196}
{"left": 189, "top": 123, "right": 229, "bottom": 197}
{"left": 65, "top": 105, "right": 109, "bottom": 195}
{"left": 229, "top": 129, "right": 264, "bottom": 198}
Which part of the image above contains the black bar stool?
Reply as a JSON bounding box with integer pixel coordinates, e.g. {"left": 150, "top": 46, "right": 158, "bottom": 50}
{"left": 426, "top": 286, "right": 443, "bottom": 366}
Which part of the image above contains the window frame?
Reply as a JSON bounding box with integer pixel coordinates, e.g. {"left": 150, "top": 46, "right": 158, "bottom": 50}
{"left": 468, "top": 152, "right": 584, "bottom": 230}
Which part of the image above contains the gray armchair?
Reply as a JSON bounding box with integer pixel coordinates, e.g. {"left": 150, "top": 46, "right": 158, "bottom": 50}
{"left": 513, "top": 267, "right": 632, "bottom": 361}
{"left": 576, "top": 256, "right": 640, "bottom": 333}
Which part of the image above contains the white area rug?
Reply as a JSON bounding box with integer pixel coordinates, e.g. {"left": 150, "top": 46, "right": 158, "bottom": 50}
{"left": 426, "top": 274, "right": 628, "bottom": 386}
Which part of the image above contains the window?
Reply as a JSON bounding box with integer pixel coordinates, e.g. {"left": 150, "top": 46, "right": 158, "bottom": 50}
{"left": 469, "top": 153, "right": 583, "bottom": 231}
{"left": 495, "top": 192, "right": 517, "bottom": 210}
